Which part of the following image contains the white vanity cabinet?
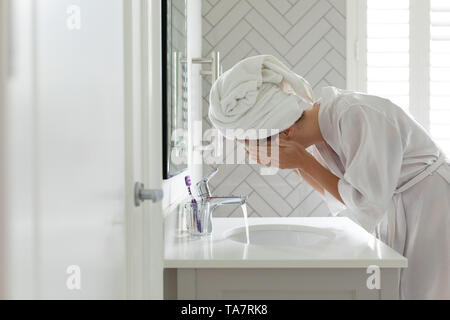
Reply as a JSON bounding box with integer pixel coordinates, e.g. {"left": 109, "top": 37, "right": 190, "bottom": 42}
{"left": 174, "top": 268, "right": 399, "bottom": 300}
{"left": 164, "top": 218, "right": 407, "bottom": 300}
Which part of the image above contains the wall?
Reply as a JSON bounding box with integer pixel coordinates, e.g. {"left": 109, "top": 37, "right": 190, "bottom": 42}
{"left": 162, "top": 0, "right": 203, "bottom": 211}
{"left": 201, "top": 0, "right": 346, "bottom": 217}
{"left": 189, "top": 0, "right": 204, "bottom": 187}
{"left": 163, "top": 0, "right": 203, "bottom": 239}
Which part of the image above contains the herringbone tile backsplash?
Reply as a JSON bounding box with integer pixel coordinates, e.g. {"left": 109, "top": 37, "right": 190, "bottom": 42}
{"left": 201, "top": 0, "right": 346, "bottom": 218}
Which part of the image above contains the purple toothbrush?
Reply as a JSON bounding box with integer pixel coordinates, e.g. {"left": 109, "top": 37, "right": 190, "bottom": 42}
{"left": 185, "top": 176, "right": 201, "bottom": 233}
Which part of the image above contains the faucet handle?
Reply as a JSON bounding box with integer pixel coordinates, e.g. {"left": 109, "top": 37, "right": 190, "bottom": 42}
{"left": 196, "top": 168, "right": 219, "bottom": 199}
{"left": 204, "top": 168, "right": 218, "bottom": 182}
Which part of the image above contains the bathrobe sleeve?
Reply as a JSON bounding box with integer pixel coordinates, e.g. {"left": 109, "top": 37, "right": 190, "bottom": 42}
{"left": 336, "top": 105, "right": 403, "bottom": 233}
{"left": 310, "top": 146, "right": 347, "bottom": 215}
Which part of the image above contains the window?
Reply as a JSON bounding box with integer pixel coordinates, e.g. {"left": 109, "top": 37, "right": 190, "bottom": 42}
{"left": 430, "top": 0, "right": 450, "bottom": 154}
{"left": 347, "top": 0, "right": 450, "bottom": 155}
{"left": 367, "top": 0, "right": 410, "bottom": 111}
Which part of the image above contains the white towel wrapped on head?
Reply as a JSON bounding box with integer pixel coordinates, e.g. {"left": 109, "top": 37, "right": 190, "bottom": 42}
{"left": 209, "top": 55, "right": 314, "bottom": 140}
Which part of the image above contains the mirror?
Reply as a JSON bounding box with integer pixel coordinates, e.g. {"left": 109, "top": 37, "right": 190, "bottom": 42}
{"left": 162, "top": 0, "right": 189, "bottom": 179}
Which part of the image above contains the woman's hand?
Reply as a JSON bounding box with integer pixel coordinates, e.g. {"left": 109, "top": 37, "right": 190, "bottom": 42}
{"left": 244, "top": 135, "right": 344, "bottom": 204}
{"left": 245, "top": 135, "right": 309, "bottom": 170}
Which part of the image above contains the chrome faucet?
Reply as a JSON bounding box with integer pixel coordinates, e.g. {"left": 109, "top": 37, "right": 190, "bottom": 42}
{"left": 196, "top": 168, "right": 248, "bottom": 234}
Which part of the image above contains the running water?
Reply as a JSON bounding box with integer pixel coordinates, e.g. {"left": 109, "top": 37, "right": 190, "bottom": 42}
{"left": 241, "top": 203, "right": 250, "bottom": 245}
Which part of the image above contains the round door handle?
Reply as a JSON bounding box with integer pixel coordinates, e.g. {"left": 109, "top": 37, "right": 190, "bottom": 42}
{"left": 134, "top": 182, "right": 163, "bottom": 207}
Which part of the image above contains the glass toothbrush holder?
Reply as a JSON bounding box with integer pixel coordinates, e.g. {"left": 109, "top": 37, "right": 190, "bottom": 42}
{"left": 185, "top": 201, "right": 211, "bottom": 238}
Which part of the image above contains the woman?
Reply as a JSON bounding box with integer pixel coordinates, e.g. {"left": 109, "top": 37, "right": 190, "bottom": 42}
{"left": 209, "top": 55, "right": 450, "bottom": 300}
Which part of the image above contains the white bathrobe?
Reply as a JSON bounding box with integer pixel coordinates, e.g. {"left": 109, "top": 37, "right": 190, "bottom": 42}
{"left": 313, "top": 86, "right": 450, "bottom": 300}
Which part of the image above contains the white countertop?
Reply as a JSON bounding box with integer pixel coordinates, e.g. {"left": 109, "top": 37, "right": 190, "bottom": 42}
{"left": 164, "top": 217, "right": 407, "bottom": 269}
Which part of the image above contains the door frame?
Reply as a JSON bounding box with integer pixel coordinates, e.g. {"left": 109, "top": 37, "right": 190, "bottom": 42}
{"left": 124, "top": 0, "right": 164, "bottom": 299}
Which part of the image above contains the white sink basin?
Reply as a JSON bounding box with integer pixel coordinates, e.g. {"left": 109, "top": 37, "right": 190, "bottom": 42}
{"left": 224, "top": 224, "right": 336, "bottom": 247}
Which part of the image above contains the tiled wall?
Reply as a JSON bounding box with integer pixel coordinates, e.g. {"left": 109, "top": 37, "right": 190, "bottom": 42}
{"left": 201, "top": 0, "right": 346, "bottom": 217}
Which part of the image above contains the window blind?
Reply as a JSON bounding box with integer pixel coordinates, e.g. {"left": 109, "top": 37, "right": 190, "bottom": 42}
{"left": 359, "top": 0, "right": 450, "bottom": 155}
{"left": 430, "top": 0, "right": 450, "bottom": 154}
{"left": 366, "top": 0, "right": 410, "bottom": 111}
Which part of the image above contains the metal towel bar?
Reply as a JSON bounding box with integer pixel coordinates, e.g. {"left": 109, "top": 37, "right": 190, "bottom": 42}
{"left": 191, "top": 51, "right": 222, "bottom": 84}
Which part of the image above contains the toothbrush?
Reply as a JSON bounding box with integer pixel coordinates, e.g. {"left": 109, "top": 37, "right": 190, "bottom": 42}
{"left": 185, "top": 176, "right": 201, "bottom": 233}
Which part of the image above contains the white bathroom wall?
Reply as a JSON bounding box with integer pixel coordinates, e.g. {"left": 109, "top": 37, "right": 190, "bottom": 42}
{"left": 162, "top": 0, "right": 203, "bottom": 214}
{"left": 189, "top": 0, "right": 204, "bottom": 184}
{"left": 162, "top": 0, "right": 204, "bottom": 211}
{"left": 201, "top": 0, "right": 346, "bottom": 218}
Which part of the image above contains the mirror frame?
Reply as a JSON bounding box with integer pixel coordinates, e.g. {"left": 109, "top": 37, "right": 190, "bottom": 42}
{"left": 162, "top": 0, "right": 189, "bottom": 180}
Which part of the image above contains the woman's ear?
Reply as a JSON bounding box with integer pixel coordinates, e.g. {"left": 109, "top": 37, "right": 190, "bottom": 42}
{"left": 280, "top": 126, "right": 295, "bottom": 139}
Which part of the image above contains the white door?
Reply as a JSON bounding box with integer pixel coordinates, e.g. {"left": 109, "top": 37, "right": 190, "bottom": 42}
{"left": 0, "top": 0, "right": 163, "bottom": 299}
